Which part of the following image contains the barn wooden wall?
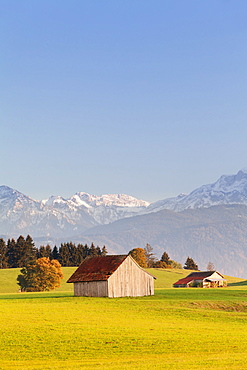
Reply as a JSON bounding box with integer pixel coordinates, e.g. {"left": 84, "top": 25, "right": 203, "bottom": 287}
{"left": 74, "top": 280, "right": 108, "bottom": 297}
{"left": 107, "top": 256, "right": 154, "bottom": 298}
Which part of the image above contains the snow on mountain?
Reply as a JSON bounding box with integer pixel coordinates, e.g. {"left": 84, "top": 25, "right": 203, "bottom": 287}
{"left": 2, "top": 168, "right": 247, "bottom": 239}
{"left": 43, "top": 192, "right": 150, "bottom": 225}
{"left": 0, "top": 185, "right": 79, "bottom": 237}
{"left": 69, "top": 192, "right": 149, "bottom": 208}
{"left": 0, "top": 185, "right": 42, "bottom": 218}
{"left": 0, "top": 187, "right": 150, "bottom": 238}
{"left": 70, "top": 192, "right": 150, "bottom": 224}
{"left": 144, "top": 169, "right": 247, "bottom": 213}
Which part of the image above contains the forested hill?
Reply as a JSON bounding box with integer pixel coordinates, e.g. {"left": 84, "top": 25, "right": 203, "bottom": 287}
{"left": 74, "top": 204, "right": 247, "bottom": 278}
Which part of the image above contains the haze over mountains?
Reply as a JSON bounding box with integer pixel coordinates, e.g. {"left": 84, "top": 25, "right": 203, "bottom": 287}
{"left": 1, "top": 169, "right": 247, "bottom": 277}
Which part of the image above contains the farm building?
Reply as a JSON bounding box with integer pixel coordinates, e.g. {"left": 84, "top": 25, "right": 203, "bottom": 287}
{"left": 67, "top": 254, "right": 156, "bottom": 297}
{"left": 173, "top": 271, "right": 227, "bottom": 288}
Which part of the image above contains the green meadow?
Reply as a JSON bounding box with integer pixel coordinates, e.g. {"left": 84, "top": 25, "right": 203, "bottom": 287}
{"left": 0, "top": 268, "right": 247, "bottom": 370}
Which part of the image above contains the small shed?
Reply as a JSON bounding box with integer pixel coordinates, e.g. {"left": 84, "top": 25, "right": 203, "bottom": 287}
{"left": 67, "top": 254, "right": 156, "bottom": 297}
{"left": 173, "top": 271, "right": 227, "bottom": 288}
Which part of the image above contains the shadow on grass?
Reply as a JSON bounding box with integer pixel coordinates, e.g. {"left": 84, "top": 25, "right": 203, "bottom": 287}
{"left": 0, "top": 291, "right": 74, "bottom": 300}
{"left": 228, "top": 280, "right": 247, "bottom": 287}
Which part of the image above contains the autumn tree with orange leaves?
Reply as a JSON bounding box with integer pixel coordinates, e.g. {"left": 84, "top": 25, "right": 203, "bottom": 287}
{"left": 128, "top": 247, "right": 147, "bottom": 268}
{"left": 17, "top": 257, "right": 63, "bottom": 292}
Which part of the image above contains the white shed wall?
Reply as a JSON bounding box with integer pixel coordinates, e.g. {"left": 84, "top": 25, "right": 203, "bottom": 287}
{"left": 108, "top": 256, "right": 154, "bottom": 298}
{"left": 210, "top": 271, "right": 223, "bottom": 279}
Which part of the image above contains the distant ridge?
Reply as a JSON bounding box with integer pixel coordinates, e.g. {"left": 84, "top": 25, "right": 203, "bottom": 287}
{"left": 2, "top": 170, "right": 247, "bottom": 278}
{"left": 143, "top": 169, "right": 247, "bottom": 213}
{"left": 0, "top": 185, "right": 149, "bottom": 237}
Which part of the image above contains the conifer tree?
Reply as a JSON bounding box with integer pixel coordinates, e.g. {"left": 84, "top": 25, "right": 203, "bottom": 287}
{"left": 16, "top": 235, "right": 27, "bottom": 267}
{"left": 6, "top": 238, "right": 17, "bottom": 268}
{"left": 52, "top": 245, "right": 59, "bottom": 261}
{"left": 161, "top": 251, "right": 170, "bottom": 265}
{"left": 39, "top": 245, "right": 52, "bottom": 259}
{"left": 67, "top": 242, "right": 78, "bottom": 266}
{"left": 83, "top": 244, "right": 90, "bottom": 258}
{"left": 101, "top": 245, "right": 107, "bottom": 256}
{"left": 59, "top": 243, "right": 71, "bottom": 266}
{"left": 0, "top": 238, "right": 8, "bottom": 269}
{"left": 89, "top": 243, "right": 98, "bottom": 256}
{"left": 184, "top": 256, "right": 198, "bottom": 270}
{"left": 15, "top": 235, "right": 37, "bottom": 267}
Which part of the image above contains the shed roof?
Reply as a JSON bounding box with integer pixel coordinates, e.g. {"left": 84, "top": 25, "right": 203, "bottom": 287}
{"left": 173, "top": 271, "right": 225, "bottom": 286}
{"left": 67, "top": 255, "right": 128, "bottom": 283}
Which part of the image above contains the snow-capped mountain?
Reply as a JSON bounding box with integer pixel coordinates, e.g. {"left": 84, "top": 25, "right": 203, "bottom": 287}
{"left": 144, "top": 169, "right": 247, "bottom": 213}
{"left": 0, "top": 186, "right": 150, "bottom": 238}
{"left": 0, "top": 185, "right": 82, "bottom": 237}
{"left": 42, "top": 192, "right": 150, "bottom": 225}
{"left": 2, "top": 169, "right": 247, "bottom": 277}
{"left": 2, "top": 168, "right": 247, "bottom": 241}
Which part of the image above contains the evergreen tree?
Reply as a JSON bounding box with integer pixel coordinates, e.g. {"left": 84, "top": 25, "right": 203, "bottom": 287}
{"left": 0, "top": 238, "right": 8, "bottom": 269}
{"left": 38, "top": 246, "right": 46, "bottom": 258}
{"left": 77, "top": 244, "right": 87, "bottom": 263}
{"left": 16, "top": 235, "right": 28, "bottom": 267}
{"left": 52, "top": 245, "right": 59, "bottom": 261}
{"left": 161, "top": 251, "right": 170, "bottom": 265}
{"left": 59, "top": 243, "right": 71, "bottom": 266}
{"left": 83, "top": 244, "right": 90, "bottom": 258}
{"left": 184, "top": 256, "right": 198, "bottom": 270}
{"left": 89, "top": 243, "right": 98, "bottom": 256}
{"left": 39, "top": 245, "right": 52, "bottom": 259}
{"left": 6, "top": 238, "right": 17, "bottom": 268}
{"left": 101, "top": 245, "right": 107, "bottom": 257}
{"left": 16, "top": 235, "right": 37, "bottom": 267}
{"left": 67, "top": 242, "right": 78, "bottom": 266}
{"left": 96, "top": 246, "right": 101, "bottom": 255}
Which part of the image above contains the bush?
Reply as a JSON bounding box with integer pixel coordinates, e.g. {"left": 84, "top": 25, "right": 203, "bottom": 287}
{"left": 153, "top": 261, "right": 169, "bottom": 268}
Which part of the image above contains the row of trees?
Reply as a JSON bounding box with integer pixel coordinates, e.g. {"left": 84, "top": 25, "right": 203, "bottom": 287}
{"left": 9, "top": 237, "right": 201, "bottom": 293}
{"left": 0, "top": 235, "right": 201, "bottom": 273}
{"left": 0, "top": 235, "right": 107, "bottom": 268}
{"left": 128, "top": 244, "right": 198, "bottom": 270}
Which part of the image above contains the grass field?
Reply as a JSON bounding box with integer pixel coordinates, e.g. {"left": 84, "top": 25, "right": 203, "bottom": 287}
{"left": 0, "top": 268, "right": 247, "bottom": 369}
{"left": 0, "top": 267, "right": 245, "bottom": 294}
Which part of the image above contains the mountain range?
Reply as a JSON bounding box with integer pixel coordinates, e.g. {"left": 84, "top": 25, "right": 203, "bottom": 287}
{"left": 1, "top": 169, "right": 247, "bottom": 277}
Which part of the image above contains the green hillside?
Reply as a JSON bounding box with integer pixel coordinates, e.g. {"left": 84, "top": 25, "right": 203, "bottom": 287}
{"left": 0, "top": 267, "right": 245, "bottom": 294}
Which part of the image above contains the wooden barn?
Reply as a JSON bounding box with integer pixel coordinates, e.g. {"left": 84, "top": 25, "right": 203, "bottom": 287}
{"left": 173, "top": 271, "right": 227, "bottom": 288}
{"left": 67, "top": 254, "right": 156, "bottom": 297}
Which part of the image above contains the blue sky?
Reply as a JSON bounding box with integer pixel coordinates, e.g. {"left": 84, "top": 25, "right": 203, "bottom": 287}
{"left": 1, "top": 1, "right": 247, "bottom": 202}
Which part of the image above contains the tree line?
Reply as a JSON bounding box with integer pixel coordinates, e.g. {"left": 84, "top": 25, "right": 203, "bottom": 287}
{"left": 0, "top": 236, "right": 200, "bottom": 271}
{"left": 128, "top": 244, "right": 198, "bottom": 270}
{"left": 0, "top": 235, "right": 107, "bottom": 269}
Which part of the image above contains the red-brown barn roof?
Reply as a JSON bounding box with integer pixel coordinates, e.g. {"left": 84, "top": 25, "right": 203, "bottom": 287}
{"left": 173, "top": 271, "right": 225, "bottom": 286}
{"left": 67, "top": 255, "right": 128, "bottom": 283}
